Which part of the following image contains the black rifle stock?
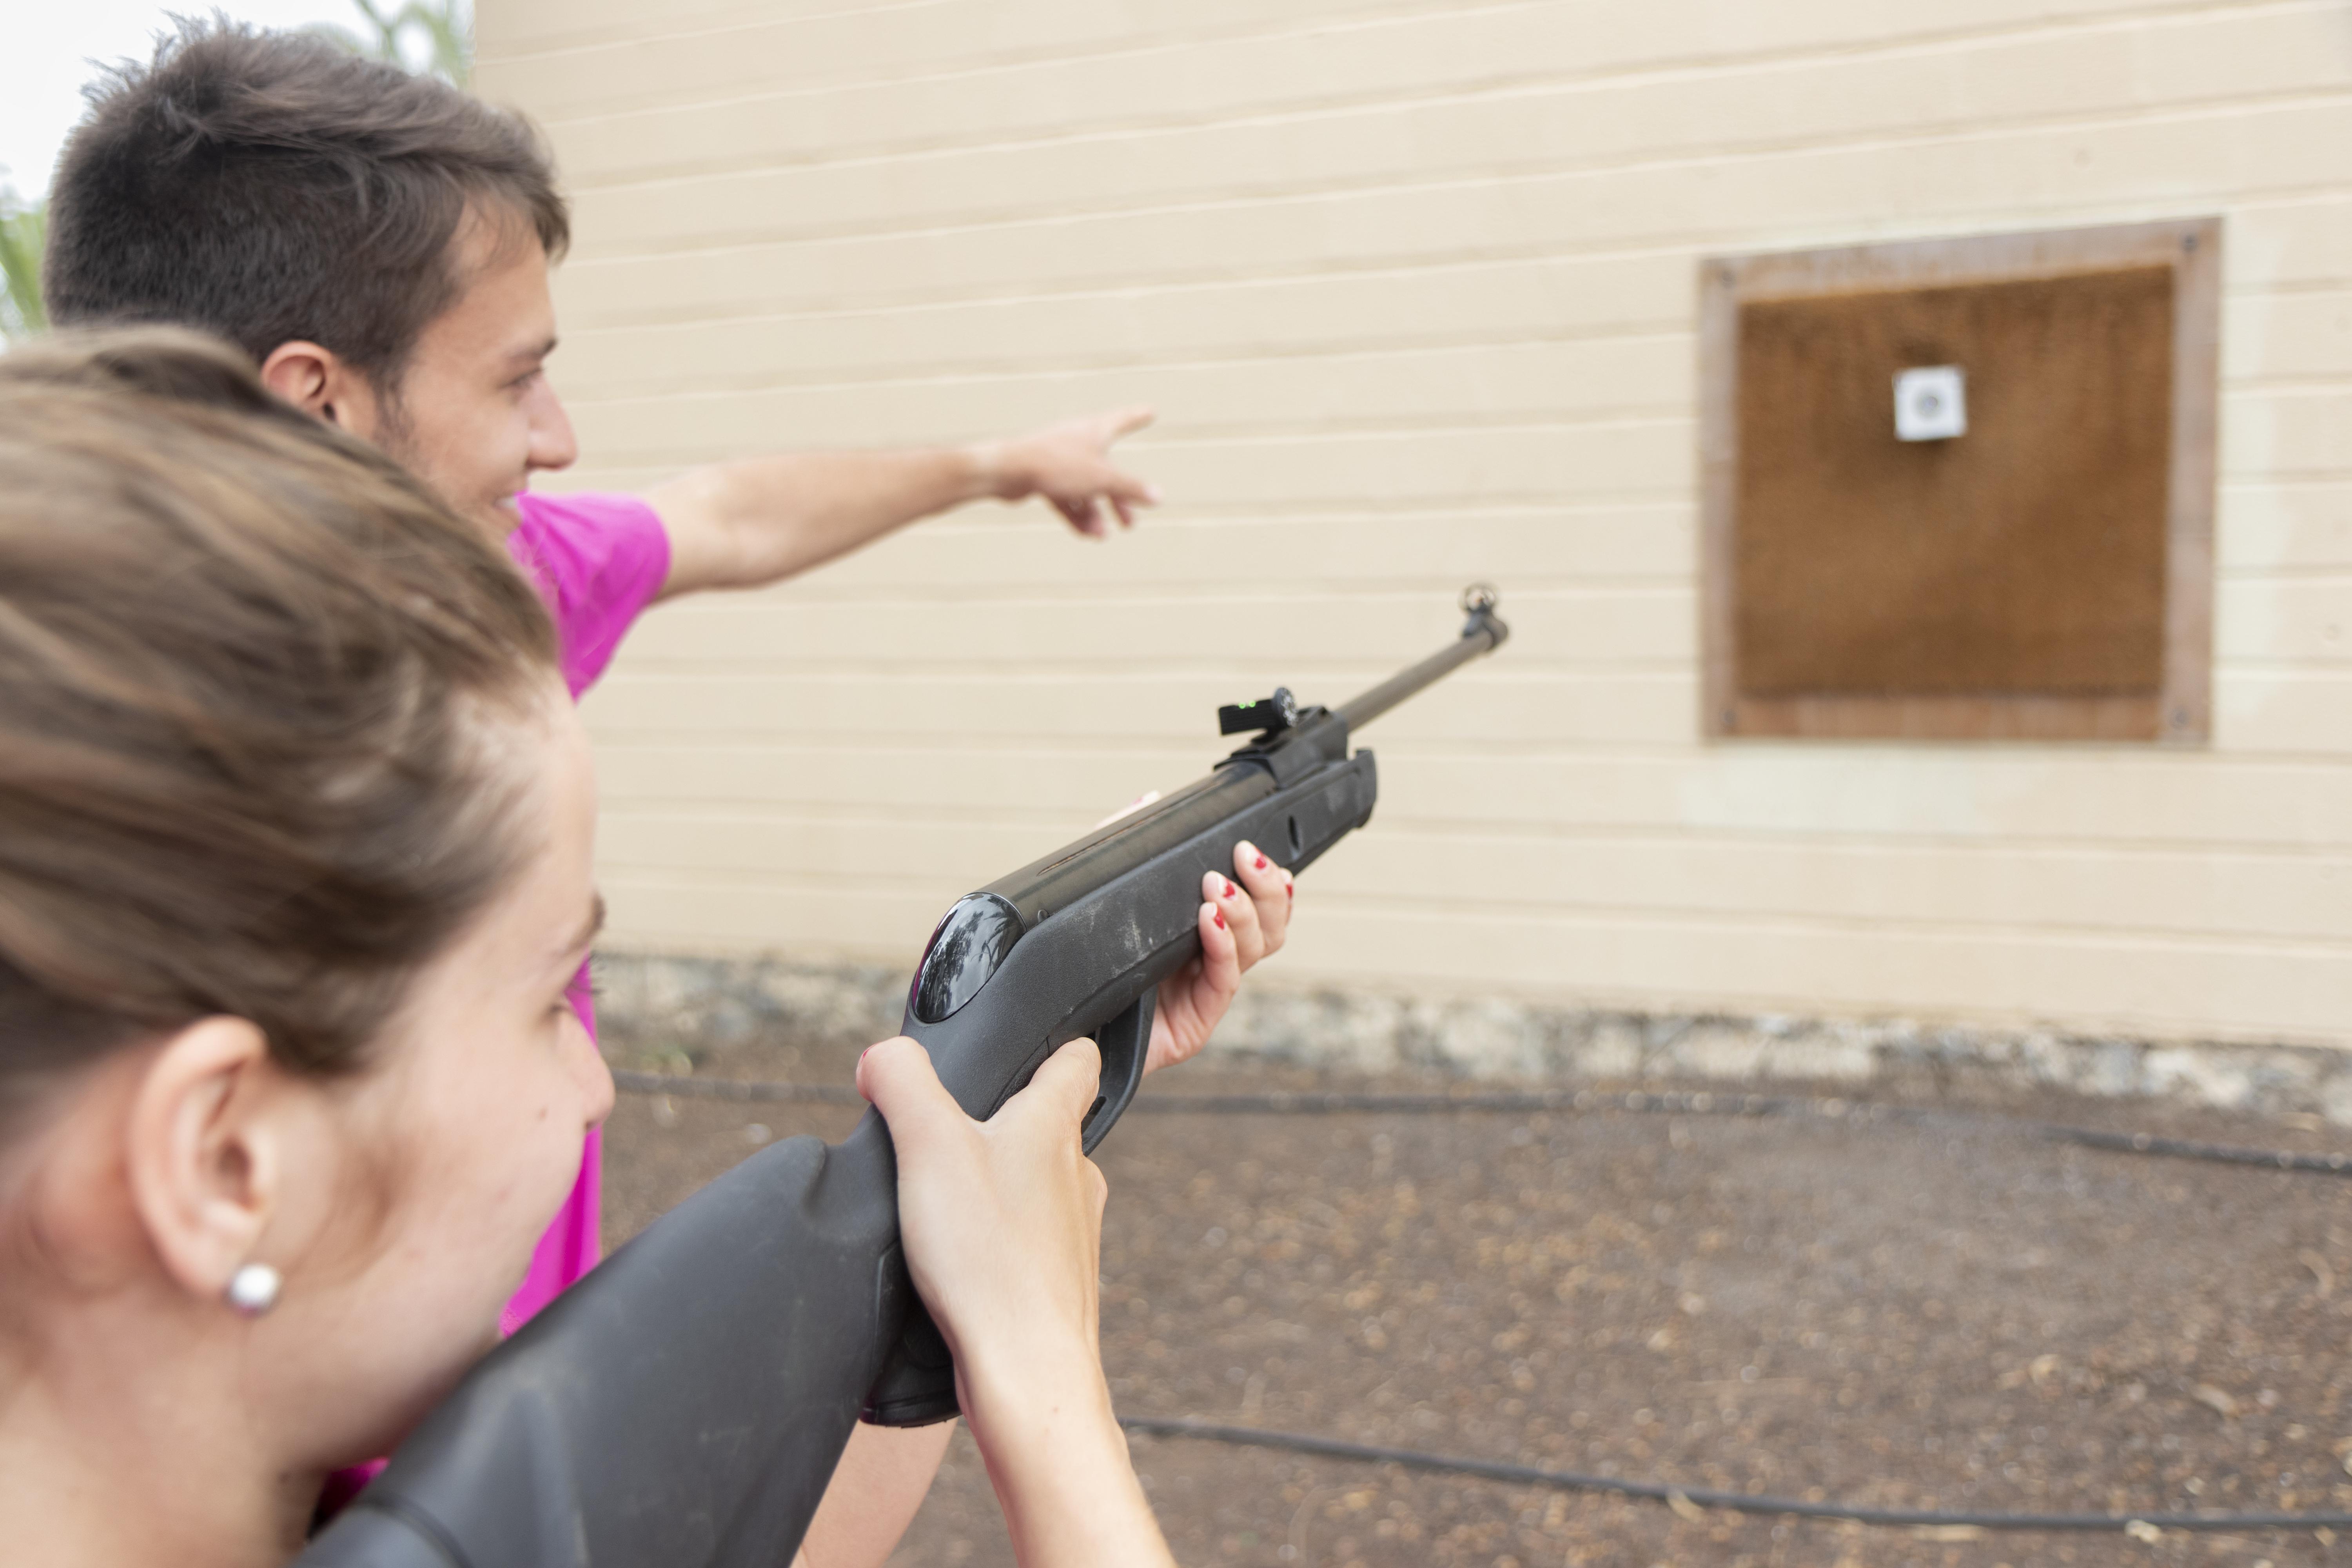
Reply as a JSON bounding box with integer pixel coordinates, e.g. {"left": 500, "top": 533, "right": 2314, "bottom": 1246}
{"left": 298, "top": 588, "right": 1509, "bottom": 1568}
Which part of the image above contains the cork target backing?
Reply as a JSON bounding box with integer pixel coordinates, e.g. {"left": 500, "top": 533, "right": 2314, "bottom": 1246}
{"left": 1736, "top": 268, "right": 2173, "bottom": 697}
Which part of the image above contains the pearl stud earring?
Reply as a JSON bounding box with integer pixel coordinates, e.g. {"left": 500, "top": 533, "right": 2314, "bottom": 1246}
{"left": 225, "top": 1262, "right": 281, "bottom": 1317}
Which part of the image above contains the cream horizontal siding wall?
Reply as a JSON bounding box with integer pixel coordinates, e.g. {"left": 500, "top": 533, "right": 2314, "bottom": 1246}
{"left": 474, "top": 0, "right": 2352, "bottom": 1047}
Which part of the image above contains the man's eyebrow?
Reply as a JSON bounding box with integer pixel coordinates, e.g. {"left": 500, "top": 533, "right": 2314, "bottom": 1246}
{"left": 508, "top": 335, "right": 559, "bottom": 369}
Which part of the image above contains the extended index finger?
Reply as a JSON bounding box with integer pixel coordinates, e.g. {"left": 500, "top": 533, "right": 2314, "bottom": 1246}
{"left": 1097, "top": 405, "right": 1156, "bottom": 443}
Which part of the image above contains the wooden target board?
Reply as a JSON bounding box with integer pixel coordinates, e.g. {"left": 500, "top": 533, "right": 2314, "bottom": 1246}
{"left": 1699, "top": 219, "right": 2219, "bottom": 742}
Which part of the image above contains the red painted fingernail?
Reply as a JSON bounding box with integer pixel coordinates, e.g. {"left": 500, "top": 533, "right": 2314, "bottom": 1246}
{"left": 1222, "top": 877, "right": 1237, "bottom": 898}
{"left": 1213, "top": 908, "right": 1226, "bottom": 929}
{"left": 1255, "top": 853, "right": 1269, "bottom": 870}
{"left": 1285, "top": 882, "right": 1294, "bottom": 898}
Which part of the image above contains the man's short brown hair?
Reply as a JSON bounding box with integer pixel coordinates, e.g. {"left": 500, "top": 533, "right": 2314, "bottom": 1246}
{"left": 44, "top": 19, "right": 568, "bottom": 385}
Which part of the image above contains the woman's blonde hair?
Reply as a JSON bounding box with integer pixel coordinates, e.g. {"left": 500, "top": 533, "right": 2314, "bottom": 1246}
{"left": 0, "top": 327, "right": 557, "bottom": 1128}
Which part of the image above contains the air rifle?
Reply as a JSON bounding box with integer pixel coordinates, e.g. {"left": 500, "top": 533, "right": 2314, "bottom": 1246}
{"left": 298, "top": 587, "right": 1509, "bottom": 1568}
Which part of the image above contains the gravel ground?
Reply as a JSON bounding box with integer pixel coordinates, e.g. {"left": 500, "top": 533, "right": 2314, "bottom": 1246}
{"left": 602, "top": 1030, "right": 2352, "bottom": 1568}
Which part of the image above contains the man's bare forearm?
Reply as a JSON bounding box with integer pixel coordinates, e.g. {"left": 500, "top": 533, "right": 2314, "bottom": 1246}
{"left": 648, "top": 445, "right": 996, "bottom": 599}
{"left": 643, "top": 408, "right": 1158, "bottom": 600}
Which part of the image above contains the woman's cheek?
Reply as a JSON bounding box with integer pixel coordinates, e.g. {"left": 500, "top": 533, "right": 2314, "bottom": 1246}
{"left": 435, "top": 1049, "right": 563, "bottom": 1218}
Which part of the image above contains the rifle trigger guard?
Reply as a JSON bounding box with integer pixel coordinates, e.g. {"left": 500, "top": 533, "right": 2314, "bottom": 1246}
{"left": 1080, "top": 986, "right": 1155, "bottom": 1155}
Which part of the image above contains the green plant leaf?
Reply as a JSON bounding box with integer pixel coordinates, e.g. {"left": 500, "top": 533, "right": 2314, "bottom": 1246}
{"left": 314, "top": 0, "right": 472, "bottom": 85}
{"left": 0, "top": 189, "right": 46, "bottom": 339}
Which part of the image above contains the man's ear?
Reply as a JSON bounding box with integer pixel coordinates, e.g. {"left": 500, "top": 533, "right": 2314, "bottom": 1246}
{"left": 258, "top": 340, "right": 382, "bottom": 439}
{"left": 122, "top": 1017, "right": 286, "bottom": 1306}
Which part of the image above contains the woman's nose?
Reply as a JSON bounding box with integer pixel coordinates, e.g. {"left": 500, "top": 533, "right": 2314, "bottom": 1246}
{"left": 567, "top": 1011, "right": 616, "bottom": 1124}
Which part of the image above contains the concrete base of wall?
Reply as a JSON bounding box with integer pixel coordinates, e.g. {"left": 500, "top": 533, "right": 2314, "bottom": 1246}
{"left": 593, "top": 950, "right": 2352, "bottom": 1124}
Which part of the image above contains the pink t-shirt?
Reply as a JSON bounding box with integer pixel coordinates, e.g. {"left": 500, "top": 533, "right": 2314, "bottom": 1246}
{"left": 319, "top": 492, "right": 669, "bottom": 1519}
{"left": 500, "top": 490, "right": 672, "bottom": 1333}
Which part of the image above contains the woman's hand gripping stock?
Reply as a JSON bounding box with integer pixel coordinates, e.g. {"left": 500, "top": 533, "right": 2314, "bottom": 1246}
{"left": 858, "top": 1037, "right": 1178, "bottom": 1568}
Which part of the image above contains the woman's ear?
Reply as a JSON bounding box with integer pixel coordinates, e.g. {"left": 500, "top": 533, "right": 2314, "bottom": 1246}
{"left": 121, "top": 1018, "right": 285, "bottom": 1308}
{"left": 257, "top": 339, "right": 381, "bottom": 438}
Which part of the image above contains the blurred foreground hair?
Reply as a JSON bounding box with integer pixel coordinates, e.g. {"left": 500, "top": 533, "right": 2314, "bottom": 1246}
{"left": 0, "top": 327, "right": 557, "bottom": 1134}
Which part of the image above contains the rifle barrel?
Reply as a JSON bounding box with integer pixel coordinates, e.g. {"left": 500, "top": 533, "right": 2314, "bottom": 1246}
{"left": 1334, "top": 585, "right": 1509, "bottom": 733}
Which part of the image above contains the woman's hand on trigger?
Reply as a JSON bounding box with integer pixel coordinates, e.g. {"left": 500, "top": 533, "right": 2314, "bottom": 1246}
{"left": 1145, "top": 837, "right": 1294, "bottom": 1075}
{"left": 858, "top": 1038, "right": 1175, "bottom": 1567}
{"left": 857, "top": 1036, "right": 1108, "bottom": 1404}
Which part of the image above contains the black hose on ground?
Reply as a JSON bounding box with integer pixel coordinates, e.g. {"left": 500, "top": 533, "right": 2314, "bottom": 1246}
{"left": 1116, "top": 1415, "right": 2352, "bottom": 1536}
{"left": 614, "top": 1068, "right": 859, "bottom": 1105}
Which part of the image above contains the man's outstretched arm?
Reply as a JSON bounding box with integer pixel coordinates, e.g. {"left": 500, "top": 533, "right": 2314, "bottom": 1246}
{"left": 646, "top": 407, "right": 1158, "bottom": 599}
